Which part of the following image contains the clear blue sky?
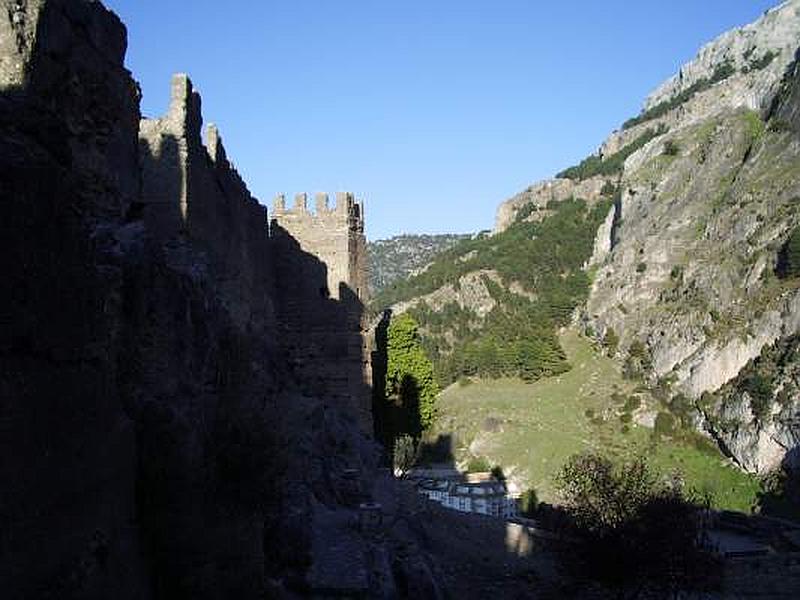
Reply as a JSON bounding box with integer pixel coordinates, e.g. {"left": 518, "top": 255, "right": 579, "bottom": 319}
{"left": 104, "top": 0, "right": 778, "bottom": 240}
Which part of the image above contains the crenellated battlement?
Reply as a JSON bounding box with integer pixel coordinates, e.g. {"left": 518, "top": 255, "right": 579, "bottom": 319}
{"left": 271, "top": 189, "right": 368, "bottom": 302}
{"left": 272, "top": 191, "right": 365, "bottom": 233}
{"left": 136, "top": 71, "right": 371, "bottom": 431}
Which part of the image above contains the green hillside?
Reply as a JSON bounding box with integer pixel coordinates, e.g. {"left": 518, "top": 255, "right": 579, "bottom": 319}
{"left": 372, "top": 197, "right": 613, "bottom": 386}
{"left": 429, "top": 329, "right": 761, "bottom": 512}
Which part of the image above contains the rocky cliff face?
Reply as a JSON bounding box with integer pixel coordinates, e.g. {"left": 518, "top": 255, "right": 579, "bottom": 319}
{"left": 487, "top": 1, "right": 800, "bottom": 475}
{"left": 495, "top": 2, "right": 800, "bottom": 235}
{"left": 574, "top": 0, "right": 800, "bottom": 474}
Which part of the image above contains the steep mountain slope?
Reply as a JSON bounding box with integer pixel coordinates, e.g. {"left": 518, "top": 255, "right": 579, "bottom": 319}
{"left": 368, "top": 233, "right": 472, "bottom": 293}
{"left": 580, "top": 1, "right": 800, "bottom": 474}
{"left": 381, "top": 1, "right": 800, "bottom": 476}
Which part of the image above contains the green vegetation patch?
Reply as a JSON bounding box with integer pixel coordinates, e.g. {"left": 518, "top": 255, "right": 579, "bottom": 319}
{"left": 556, "top": 125, "right": 667, "bottom": 181}
{"left": 385, "top": 313, "right": 439, "bottom": 432}
{"left": 373, "top": 198, "right": 612, "bottom": 386}
{"left": 431, "top": 330, "right": 760, "bottom": 511}
{"left": 622, "top": 60, "right": 735, "bottom": 130}
{"left": 742, "top": 50, "right": 777, "bottom": 73}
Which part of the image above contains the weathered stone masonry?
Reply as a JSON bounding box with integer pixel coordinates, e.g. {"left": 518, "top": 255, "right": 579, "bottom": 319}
{"left": 138, "top": 73, "right": 373, "bottom": 432}
{"left": 271, "top": 191, "right": 372, "bottom": 431}
{"left": 0, "top": 1, "right": 374, "bottom": 595}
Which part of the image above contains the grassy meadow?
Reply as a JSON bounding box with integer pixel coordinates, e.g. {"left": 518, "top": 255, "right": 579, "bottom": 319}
{"left": 429, "top": 328, "right": 761, "bottom": 512}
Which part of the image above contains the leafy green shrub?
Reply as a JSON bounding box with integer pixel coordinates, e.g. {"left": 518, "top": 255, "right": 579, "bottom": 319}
{"left": 669, "top": 394, "right": 694, "bottom": 429}
{"left": 636, "top": 262, "right": 647, "bottom": 273}
{"left": 601, "top": 180, "right": 618, "bottom": 197}
{"left": 743, "top": 50, "right": 777, "bottom": 73}
{"left": 585, "top": 408, "right": 595, "bottom": 420}
{"left": 663, "top": 139, "right": 680, "bottom": 156}
{"left": 744, "top": 373, "right": 773, "bottom": 422}
{"left": 519, "top": 488, "right": 539, "bottom": 517}
{"left": 620, "top": 412, "right": 633, "bottom": 424}
{"left": 467, "top": 455, "right": 492, "bottom": 473}
{"left": 556, "top": 453, "right": 720, "bottom": 594}
{"left": 654, "top": 412, "right": 676, "bottom": 437}
{"left": 386, "top": 314, "right": 440, "bottom": 432}
{"left": 624, "top": 395, "right": 641, "bottom": 412}
{"left": 603, "top": 328, "right": 619, "bottom": 356}
{"left": 515, "top": 202, "right": 538, "bottom": 222}
{"left": 624, "top": 340, "right": 653, "bottom": 379}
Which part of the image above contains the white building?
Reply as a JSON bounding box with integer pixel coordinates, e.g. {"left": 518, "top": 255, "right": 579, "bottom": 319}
{"left": 416, "top": 475, "right": 518, "bottom": 519}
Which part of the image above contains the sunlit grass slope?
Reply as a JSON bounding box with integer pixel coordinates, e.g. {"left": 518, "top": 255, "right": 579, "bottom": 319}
{"left": 432, "top": 328, "right": 761, "bottom": 512}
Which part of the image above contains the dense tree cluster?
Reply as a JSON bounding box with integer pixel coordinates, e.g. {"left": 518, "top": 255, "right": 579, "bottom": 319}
{"left": 372, "top": 198, "right": 612, "bottom": 387}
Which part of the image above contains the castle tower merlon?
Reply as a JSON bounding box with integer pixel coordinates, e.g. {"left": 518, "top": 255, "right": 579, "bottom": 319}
{"left": 167, "top": 73, "right": 202, "bottom": 145}
{"left": 205, "top": 123, "right": 228, "bottom": 166}
{"left": 315, "top": 192, "right": 330, "bottom": 213}
{"left": 335, "top": 191, "right": 353, "bottom": 216}
{"left": 273, "top": 193, "right": 286, "bottom": 213}
{"left": 294, "top": 192, "right": 308, "bottom": 212}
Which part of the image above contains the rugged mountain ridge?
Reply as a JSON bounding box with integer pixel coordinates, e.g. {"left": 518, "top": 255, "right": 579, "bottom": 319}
{"left": 368, "top": 233, "right": 472, "bottom": 293}
{"left": 384, "top": 1, "right": 800, "bottom": 475}
{"left": 496, "top": 2, "right": 800, "bottom": 234}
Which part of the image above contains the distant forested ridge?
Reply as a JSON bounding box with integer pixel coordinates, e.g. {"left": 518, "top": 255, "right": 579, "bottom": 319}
{"left": 368, "top": 233, "right": 472, "bottom": 294}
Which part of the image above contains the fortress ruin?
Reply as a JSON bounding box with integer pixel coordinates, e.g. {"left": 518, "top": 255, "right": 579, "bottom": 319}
{"left": 138, "top": 73, "right": 373, "bottom": 431}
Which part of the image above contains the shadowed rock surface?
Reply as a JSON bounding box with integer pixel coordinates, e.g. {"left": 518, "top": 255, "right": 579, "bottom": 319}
{"left": 0, "top": 1, "right": 375, "bottom": 597}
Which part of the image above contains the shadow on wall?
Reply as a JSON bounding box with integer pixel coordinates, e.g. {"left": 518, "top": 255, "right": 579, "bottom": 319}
{"left": 270, "top": 220, "right": 372, "bottom": 432}
{"left": 757, "top": 447, "right": 800, "bottom": 522}
{"left": 418, "top": 433, "right": 456, "bottom": 465}
{"left": 0, "top": 10, "right": 371, "bottom": 598}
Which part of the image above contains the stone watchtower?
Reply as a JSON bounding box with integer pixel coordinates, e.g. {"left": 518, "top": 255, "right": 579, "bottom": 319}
{"left": 272, "top": 192, "right": 368, "bottom": 302}
{"left": 271, "top": 192, "right": 372, "bottom": 432}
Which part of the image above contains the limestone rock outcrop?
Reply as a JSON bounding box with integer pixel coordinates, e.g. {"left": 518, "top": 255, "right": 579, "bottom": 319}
{"left": 576, "top": 0, "right": 800, "bottom": 473}
{"left": 490, "top": 1, "right": 800, "bottom": 474}
{"left": 495, "top": 175, "right": 609, "bottom": 233}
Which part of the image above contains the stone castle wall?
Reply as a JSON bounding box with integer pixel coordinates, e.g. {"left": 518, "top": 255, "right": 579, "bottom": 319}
{"left": 272, "top": 191, "right": 368, "bottom": 302}
{"left": 271, "top": 192, "right": 372, "bottom": 431}
{"left": 0, "top": 2, "right": 374, "bottom": 596}
{"left": 137, "top": 73, "right": 373, "bottom": 431}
